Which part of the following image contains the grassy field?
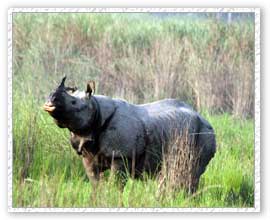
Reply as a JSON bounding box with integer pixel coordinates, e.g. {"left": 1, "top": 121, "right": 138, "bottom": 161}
{"left": 12, "top": 13, "right": 255, "bottom": 208}
{"left": 12, "top": 98, "right": 254, "bottom": 207}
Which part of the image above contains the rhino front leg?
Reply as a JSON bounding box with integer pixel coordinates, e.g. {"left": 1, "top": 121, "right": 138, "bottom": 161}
{"left": 82, "top": 153, "right": 99, "bottom": 186}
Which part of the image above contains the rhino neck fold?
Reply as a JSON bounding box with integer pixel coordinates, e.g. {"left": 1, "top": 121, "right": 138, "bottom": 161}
{"left": 91, "top": 95, "right": 117, "bottom": 135}
{"left": 90, "top": 95, "right": 102, "bottom": 133}
{"left": 80, "top": 96, "right": 117, "bottom": 151}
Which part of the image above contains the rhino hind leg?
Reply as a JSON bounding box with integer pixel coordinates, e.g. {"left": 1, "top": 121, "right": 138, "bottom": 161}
{"left": 195, "top": 125, "right": 216, "bottom": 179}
{"left": 185, "top": 129, "right": 215, "bottom": 194}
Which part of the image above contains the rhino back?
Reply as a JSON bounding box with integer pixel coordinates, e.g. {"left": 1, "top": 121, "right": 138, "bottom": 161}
{"left": 140, "top": 99, "right": 199, "bottom": 135}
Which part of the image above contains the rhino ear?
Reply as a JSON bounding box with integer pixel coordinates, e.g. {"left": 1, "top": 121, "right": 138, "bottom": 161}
{"left": 86, "top": 80, "right": 95, "bottom": 97}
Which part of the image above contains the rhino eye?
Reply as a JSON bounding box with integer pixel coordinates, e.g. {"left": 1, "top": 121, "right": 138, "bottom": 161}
{"left": 71, "top": 100, "right": 76, "bottom": 105}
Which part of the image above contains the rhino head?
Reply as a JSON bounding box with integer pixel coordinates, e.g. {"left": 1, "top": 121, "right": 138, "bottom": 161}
{"left": 43, "top": 76, "right": 96, "bottom": 134}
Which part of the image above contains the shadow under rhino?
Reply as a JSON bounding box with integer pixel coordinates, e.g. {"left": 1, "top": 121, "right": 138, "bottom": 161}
{"left": 43, "top": 77, "right": 216, "bottom": 192}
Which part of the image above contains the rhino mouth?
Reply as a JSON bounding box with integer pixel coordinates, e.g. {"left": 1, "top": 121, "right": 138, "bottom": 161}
{"left": 43, "top": 101, "right": 56, "bottom": 112}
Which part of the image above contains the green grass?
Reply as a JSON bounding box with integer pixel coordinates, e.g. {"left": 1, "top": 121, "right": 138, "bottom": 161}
{"left": 12, "top": 96, "right": 254, "bottom": 208}
{"left": 12, "top": 13, "right": 255, "bottom": 208}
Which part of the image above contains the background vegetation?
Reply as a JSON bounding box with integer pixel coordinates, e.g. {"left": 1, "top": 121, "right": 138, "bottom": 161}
{"left": 12, "top": 13, "right": 255, "bottom": 208}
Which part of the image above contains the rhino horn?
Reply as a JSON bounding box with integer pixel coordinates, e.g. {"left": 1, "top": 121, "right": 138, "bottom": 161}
{"left": 58, "top": 76, "right": 67, "bottom": 89}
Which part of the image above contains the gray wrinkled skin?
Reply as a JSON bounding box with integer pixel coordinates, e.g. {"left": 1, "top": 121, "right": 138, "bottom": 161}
{"left": 44, "top": 77, "right": 216, "bottom": 188}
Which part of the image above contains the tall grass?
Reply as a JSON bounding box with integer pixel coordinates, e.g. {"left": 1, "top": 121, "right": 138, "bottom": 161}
{"left": 12, "top": 13, "right": 255, "bottom": 208}
{"left": 158, "top": 130, "right": 201, "bottom": 195}
{"left": 13, "top": 13, "right": 254, "bottom": 117}
{"left": 12, "top": 98, "right": 254, "bottom": 207}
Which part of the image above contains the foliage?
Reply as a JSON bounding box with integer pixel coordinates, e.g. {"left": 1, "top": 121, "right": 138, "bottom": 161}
{"left": 12, "top": 13, "right": 254, "bottom": 208}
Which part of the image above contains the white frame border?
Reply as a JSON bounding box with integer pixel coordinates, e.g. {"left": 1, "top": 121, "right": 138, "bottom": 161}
{"left": 7, "top": 7, "right": 260, "bottom": 212}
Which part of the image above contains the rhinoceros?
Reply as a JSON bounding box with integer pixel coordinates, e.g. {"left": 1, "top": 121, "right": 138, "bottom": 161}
{"left": 43, "top": 77, "right": 216, "bottom": 189}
